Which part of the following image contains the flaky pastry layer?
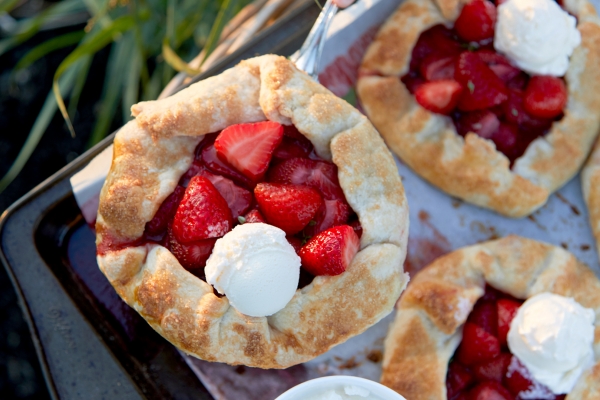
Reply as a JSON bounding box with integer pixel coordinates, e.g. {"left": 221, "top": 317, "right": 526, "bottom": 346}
{"left": 96, "top": 55, "right": 409, "bottom": 368}
{"left": 381, "top": 236, "right": 600, "bottom": 400}
{"left": 357, "top": 0, "right": 600, "bottom": 217}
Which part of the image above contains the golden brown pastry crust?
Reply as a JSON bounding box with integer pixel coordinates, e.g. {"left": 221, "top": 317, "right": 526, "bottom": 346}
{"left": 582, "top": 137, "right": 600, "bottom": 263}
{"left": 357, "top": 0, "right": 600, "bottom": 217}
{"left": 381, "top": 236, "right": 600, "bottom": 400}
{"left": 96, "top": 55, "right": 410, "bottom": 368}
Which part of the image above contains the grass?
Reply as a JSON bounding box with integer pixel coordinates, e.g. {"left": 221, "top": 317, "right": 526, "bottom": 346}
{"left": 0, "top": 0, "right": 252, "bottom": 193}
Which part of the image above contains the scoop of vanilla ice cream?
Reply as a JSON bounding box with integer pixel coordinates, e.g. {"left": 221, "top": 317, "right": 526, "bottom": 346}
{"left": 494, "top": 0, "right": 581, "bottom": 76}
{"left": 507, "top": 292, "right": 596, "bottom": 394}
{"left": 205, "top": 223, "right": 300, "bottom": 317}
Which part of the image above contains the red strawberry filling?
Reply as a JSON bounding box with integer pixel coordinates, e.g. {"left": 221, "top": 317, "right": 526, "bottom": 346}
{"left": 446, "top": 285, "right": 566, "bottom": 400}
{"left": 399, "top": 0, "right": 569, "bottom": 164}
{"left": 97, "top": 121, "right": 362, "bottom": 286}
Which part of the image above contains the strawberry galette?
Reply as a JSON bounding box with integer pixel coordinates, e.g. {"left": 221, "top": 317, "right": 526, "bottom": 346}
{"left": 380, "top": 236, "right": 600, "bottom": 400}
{"left": 357, "top": 0, "right": 600, "bottom": 217}
{"left": 582, "top": 139, "right": 600, "bottom": 263}
{"left": 95, "top": 55, "right": 409, "bottom": 368}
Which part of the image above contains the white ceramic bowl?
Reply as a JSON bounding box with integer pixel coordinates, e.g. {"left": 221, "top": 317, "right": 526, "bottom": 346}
{"left": 275, "top": 376, "right": 406, "bottom": 400}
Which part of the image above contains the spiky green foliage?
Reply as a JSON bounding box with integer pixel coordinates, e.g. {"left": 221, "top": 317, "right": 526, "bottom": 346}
{"left": 0, "top": 0, "right": 250, "bottom": 193}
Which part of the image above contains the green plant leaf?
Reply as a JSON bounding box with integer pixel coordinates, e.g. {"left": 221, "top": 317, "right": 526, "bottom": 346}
{"left": 162, "top": 39, "right": 201, "bottom": 75}
{"left": 0, "top": 0, "right": 21, "bottom": 13}
{"left": 142, "top": 63, "right": 163, "bottom": 101}
{"left": 68, "top": 55, "right": 92, "bottom": 117}
{"left": 0, "top": 0, "right": 88, "bottom": 56}
{"left": 122, "top": 48, "right": 141, "bottom": 122}
{"left": 201, "top": 0, "right": 240, "bottom": 64}
{"left": 52, "top": 14, "right": 136, "bottom": 137}
{"left": 0, "top": 66, "right": 79, "bottom": 193}
{"left": 88, "top": 33, "right": 134, "bottom": 146}
{"left": 14, "top": 31, "right": 85, "bottom": 72}
{"left": 54, "top": 15, "right": 136, "bottom": 80}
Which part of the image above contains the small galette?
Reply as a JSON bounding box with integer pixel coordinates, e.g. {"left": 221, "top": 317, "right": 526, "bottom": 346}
{"left": 380, "top": 236, "right": 600, "bottom": 399}
{"left": 95, "top": 55, "right": 409, "bottom": 368}
{"left": 357, "top": 0, "right": 600, "bottom": 217}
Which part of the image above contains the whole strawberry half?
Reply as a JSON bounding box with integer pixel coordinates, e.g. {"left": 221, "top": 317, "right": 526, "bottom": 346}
{"left": 446, "top": 361, "right": 474, "bottom": 399}
{"left": 467, "top": 300, "right": 498, "bottom": 336}
{"left": 456, "top": 322, "right": 500, "bottom": 365}
{"left": 165, "top": 225, "right": 216, "bottom": 273}
{"left": 454, "top": 0, "right": 497, "bottom": 43}
{"left": 454, "top": 110, "right": 500, "bottom": 139}
{"left": 303, "top": 199, "right": 351, "bottom": 237}
{"left": 172, "top": 176, "right": 233, "bottom": 243}
{"left": 496, "top": 298, "right": 521, "bottom": 347}
{"left": 524, "top": 76, "right": 567, "bottom": 119}
{"left": 410, "top": 24, "right": 463, "bottom": 70}
{"left": 254, "top": 182, "right": 322, "bottom": 234}
{"left": 415, "top": 80, "right": 463, "bottom": 114}
{"left": 268, "top": 157, "right": 347, "bottom": 202}
{"left": 242, "top": 209, "right": 266, "bottom": 224}
{"left": 214, "top": 121, "right": 284, "bottom": 182}
{"left": 420, "top": 54, "right": 457, "bottom": 81}
{"left": 299, "top": 225, "right": 360, "bottom": 276}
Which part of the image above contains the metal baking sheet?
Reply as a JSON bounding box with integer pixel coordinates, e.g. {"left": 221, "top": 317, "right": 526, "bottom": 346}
{"left": 3, "top": 0, "right": 600, "bottom": 398}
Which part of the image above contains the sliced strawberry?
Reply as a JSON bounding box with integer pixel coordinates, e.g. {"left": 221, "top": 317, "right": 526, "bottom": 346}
{"left": 524, "top": 76, "right": 567, "bottom": 119}
{"left": 286, "top": 235, "right": 303, "bottom": 254}
{"left": 242, "top": 209, "right": 266, "bottom": 224}
{"left": 455, "top": 0, "right": 497, "bottom": 43}
{"left": 179, "top": 163, "right": 252, "bottom": 220}
{"left": 490, "top": 123, "right": 519, "bottom": 160}
{"left": 467, "top": 300, "right": 498, "bottom": 336}
{"left": 272, "top": 136, "right": 313, "bottom": 161}
{"left": 473, "top": 353, "right": 511, "bottom": 382}
{"left": 201, "top": 143, "right": 253, "bottom": 188}
{"left": 172, "top": 176, "right": 233, "bottom": 243}
{"left": 145, "top": 186, "right": 186, "bottom": 237}
{"left": 179, "top": 161, "right": 205, "bottom": 187}
{"left": 456, "top": 322, "right": 501, "bottom": 365}
{"left": 299, "top": 225, "right": 360, "bottom": 276}
{"left": 505, "top": 356, "right": 554, "bottom": 398}
{"left": 303, "top": 199, "right": 352, "bottom": 237}
{"left": 455, "top": 51, "right": 508, "bottom": 111}
{"left": 454, "top": 110, "right": 500, "bottom": 139}
{"left": 268, "top": 157, "right": 347, "bottom": 202}
{"left": 497, "top": 299, "right": 521, "bottom": 347}
{"left": 506, "top": 72, "right": 529, "bottom": 90}
{"left": 165, "top": 226, "right": 216, "bottom": 273}
{"left": 282, "top": 124, "right": 306, "bottom": 141}
{"left": 254, "top": 183, "right": 322, "bottom": 234}
{"left": 410, "top": 24, "right": 463, "bottom": 70}
{"left": 503, "top": 89, "right": 554, "bottom": 131}
{"left": 469, "top": 381, "right": 513, "bottom": 400}
{"left": 480, "top": 284, "right": 501, "bottom": 302}
{"left": 420, "top": 54, "right": 457, "bottom": 81}
{"left": 348, "top": 219, "right": 363, "bottom": 239}
{"left": 401, "top": 71, "right": 426, "bottom": 94}
{"left": 214, "top": 121, "right": 284, "bottom": 182}
{"left": 477, "top": 50, "right": 520, "bottom": 83}
{"left": 203, "top": 172, "right": 252, "bottom": 219}
{"left": 446, "top": 361, "right": 474, "bottom": 399}
{"left": 415, "top": 80, "right": 463, "bottom": 114}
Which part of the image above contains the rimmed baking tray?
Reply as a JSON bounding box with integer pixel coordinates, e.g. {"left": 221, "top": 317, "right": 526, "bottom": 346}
{"left": 0, "top": 2, "right": 320, "bottom": 398}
